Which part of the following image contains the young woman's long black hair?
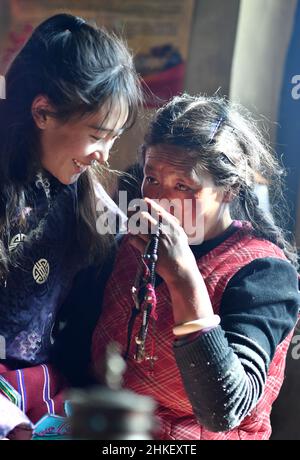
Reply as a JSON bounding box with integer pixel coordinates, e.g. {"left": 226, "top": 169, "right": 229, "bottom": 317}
{"left": 0, "top": 13, "right": 142, "bottom": 278}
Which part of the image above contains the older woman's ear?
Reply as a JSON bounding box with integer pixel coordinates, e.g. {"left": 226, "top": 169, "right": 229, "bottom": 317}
{"left": 222, "top": 188, "right": 235, "bottom": 203}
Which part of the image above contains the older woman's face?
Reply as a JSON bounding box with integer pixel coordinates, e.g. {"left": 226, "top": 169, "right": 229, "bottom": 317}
{"left": 34, "top": 100, "right": 128, "bottom": 185}
{"left": 142, "top": 145, "right": 230, "bottom": 242}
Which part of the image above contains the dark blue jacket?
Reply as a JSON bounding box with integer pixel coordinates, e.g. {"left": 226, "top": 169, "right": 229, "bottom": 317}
{"left": 0, "top": 175, "right": 83, "bottom": 366}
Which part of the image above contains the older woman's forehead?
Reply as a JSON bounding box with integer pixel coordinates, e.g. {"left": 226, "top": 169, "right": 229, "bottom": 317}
{"left": 145, "top": 146, "right": 198, "bottom": 168}
{"left": 144, "top": 146, "right": 213, "bottom": 185}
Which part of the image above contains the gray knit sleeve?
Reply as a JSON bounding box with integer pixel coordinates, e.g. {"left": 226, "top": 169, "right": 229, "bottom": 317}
{"left": 173, "top": 326, "right": 269, "bottom": 432}
{"left": 172, "top": 257, "right": 300, "bottom": 432}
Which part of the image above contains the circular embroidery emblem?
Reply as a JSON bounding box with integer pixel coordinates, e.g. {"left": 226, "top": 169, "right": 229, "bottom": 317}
{"left": 9, "top": 233, "right": 26, "bottom": 252}
{"left": 32, "top": 258, "right": 50, "bottom": 284}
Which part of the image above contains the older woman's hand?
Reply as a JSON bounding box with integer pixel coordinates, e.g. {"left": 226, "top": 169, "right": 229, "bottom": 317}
{"left": 128, "top": 197, "right": 199, "bottom": 284}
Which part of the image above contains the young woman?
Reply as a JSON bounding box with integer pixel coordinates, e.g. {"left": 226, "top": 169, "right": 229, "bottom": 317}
{"left": 0, "top": 12, "right": 141, "bottom": 437}
{"left": 92, "top": 94, "right": 300, "bottom": 440}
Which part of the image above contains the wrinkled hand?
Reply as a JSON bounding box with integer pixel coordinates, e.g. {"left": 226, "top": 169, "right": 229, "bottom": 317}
{"left": 128, "top": 198, "right": 198, "bottom": 284}
{"left": 6, "top": 423, "right": 33, "bottom": 440}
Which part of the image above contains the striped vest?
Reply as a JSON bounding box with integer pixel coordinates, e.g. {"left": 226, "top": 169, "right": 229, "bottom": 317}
{"left": 92, "top": 223, "right": 294, "bottom": 440}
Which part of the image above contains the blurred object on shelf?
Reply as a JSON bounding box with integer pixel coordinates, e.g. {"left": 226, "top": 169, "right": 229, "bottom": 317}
{"left": 69, "top": 342, "right": 157, "bottom": 440}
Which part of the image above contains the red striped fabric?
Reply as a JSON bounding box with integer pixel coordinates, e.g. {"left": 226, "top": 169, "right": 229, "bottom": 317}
{"left": 0, "top": 362, "right": 67, "bottom": 424}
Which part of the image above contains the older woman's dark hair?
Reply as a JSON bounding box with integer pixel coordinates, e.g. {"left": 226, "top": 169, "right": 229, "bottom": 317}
{"left": 140, "top": 94, "right": 297, "bottom": 267}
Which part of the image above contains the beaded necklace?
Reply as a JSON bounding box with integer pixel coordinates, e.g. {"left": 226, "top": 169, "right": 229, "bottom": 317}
{"left": 125, "top": 224, "right": 161, "bottom": 367}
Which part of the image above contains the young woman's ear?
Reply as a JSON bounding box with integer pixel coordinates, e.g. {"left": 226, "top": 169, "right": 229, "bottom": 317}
{"left": 31, "top": 95, "right": 54, "bottom": 129}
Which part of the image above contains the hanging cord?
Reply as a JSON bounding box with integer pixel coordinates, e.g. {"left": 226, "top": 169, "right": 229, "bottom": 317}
{"left": 124, "top": 222, "right": 161, "bottom": 363}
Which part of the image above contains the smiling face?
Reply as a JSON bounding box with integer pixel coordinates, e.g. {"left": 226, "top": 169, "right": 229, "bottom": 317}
{"left": 34, "top": 99, "right": 128, "bottom": 184}
{"left": 142, "top": 144, "right": 232, "bottom": 242}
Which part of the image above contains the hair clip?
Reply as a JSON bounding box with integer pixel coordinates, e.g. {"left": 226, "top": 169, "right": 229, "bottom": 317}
{"left": 208, "top": 117, "right": 224, "bottom": 144}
